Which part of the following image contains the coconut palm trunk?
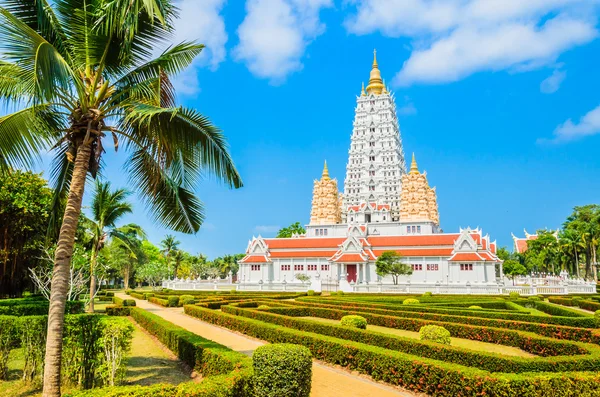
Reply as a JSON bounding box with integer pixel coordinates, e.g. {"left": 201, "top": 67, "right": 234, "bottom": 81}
{"left": 42, "top": 141, "right": 91, "bottom": 397}
{"left": 88, "top": 246, "right": 98, "bottom": 313}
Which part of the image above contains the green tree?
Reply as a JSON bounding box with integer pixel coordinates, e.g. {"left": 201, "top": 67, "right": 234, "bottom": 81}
{"left": 375, "top": 251, "right": 413, "bottom": 285}
{"left": 137, "top": 261, "right": 169, "bottom": 290}
{"left": 502, "top": 259, "right": 527, "bottom": 285}
{"left": 0, "top": 170, "right": 52, "bottom": 296}
{"left": 161, "top": 234, "right": 180, "bottom": 275}
{"left": 86, "top": 181, "right": 134, "bottom": 312}
{"left": 276, "top": 222, "right": 306, "bottom": 238}
{"left": 101, "top": 223, "right": 146, "bottom": 289}
{"left": 523, "top": 230, "right": 560, "bottom": 274}
{"left": 0, "top": 2, "right": 242, "bottom": 394}
{"left": 564, "top": 205, "right": 600, "bottom": 280}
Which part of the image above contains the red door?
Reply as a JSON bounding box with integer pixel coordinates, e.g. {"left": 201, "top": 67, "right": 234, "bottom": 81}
{"left": 346, "top": 264, "right": 357, "bottom": 283}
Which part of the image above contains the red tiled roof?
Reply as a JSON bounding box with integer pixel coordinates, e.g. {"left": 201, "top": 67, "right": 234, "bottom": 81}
{"left": 265, "top": 238, "right": 345, "bottom": 249}
{"left": 269, "top": 250, "right": 337, "bottom": 258}
{"left": 449, "top": 252, "right": 483, "bottom": 262}
{"left": 490, "top": 242, "right": 496, "bottom": 254}
{"left": 482, "top": 238, "right": 488, "bottom": 250}
{"left": 470, "top": 233, "right": 481, "bottom": 244}
{"left": 372, "top": 248, "right": 454, "bottom": 257}
{"left": 330, "top": 253, "right": 368, "bottom": 263}
{"left": 368, "top": 234, "right": 459, "bottom": 247}
{"left": 478, "top": 252, "right": 498, "bottom": 261}
{"left": 239, "top": 255, "right": 270, "bottom": 263}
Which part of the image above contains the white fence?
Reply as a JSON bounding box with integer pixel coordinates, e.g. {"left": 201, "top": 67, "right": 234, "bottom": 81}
{"left": 162, "top": 279, "right": 596, "bottom": 295}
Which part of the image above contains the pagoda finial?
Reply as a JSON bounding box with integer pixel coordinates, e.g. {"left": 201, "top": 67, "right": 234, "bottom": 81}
{"left": 322, "top": 160, "right": 330, "bottom": 180}
{"left": 361, "top": 82, "right": 366, "bottom": 96}
{"left": 382, "top": 79, "right": 388, "bottom": 94}
{"left": 366, "top": 49, "right": 384, "bottom": 95}
{"left": 409, "top": 153, "right": 419, "bottom": 174}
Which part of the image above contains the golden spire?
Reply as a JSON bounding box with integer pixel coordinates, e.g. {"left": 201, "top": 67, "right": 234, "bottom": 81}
{"left": 409, "top": 153, "right": 419, "bottom": 174}
{"left": 382, "top": 79, "right": 388, "bottom": 94}
{"left": 366, "top": 49, "right": 384, "bottom": 95}
{"left": 322, "top": 160, "right": 330, "bottom": 180}
{"left": 361, "top": 82, "right": 366, "bottom": 96}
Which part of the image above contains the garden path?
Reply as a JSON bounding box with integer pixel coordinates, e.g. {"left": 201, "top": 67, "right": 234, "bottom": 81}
{"left": 117, "top": 293, "right": 418, "bottom": 397}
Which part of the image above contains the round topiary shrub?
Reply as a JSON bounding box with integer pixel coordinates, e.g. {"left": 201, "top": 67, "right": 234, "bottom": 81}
{"left": 257, "top": 305, "right": 270, "bottom": 310}
{"left": 230, "top": 289, "right": 238, "bottom": 294}
{"left": 422, "top": 292, "right": 433, "bottom": 297}
{"left": 252, "top": 344, "right": 312, "bottom": 397}
{"left": 419, "top": 325, "right": 451, "bottom": 345}
{"left": 595, "top": 310, "right": 600, "bottom": 327}
{"left": 307, "top": 290, "right": 315, "bottom": 296}
{"left": 337, "top": 291, "right": 345, "bottom": 296}
{"left": 403, "top": 298, "right": 420, "bottom": 305}
{"left": 181, "top": 298, "right": 195, "bottom": 306}
{"left": 167, "top": 296, "right": 179, "bottom": 307}
{"left": 528, "top": 296, "right": 541, "bottom": 302}
{"left": 468, "top": 305, "right": 482, "bottom": 309}
{"left": 340, "top": 315, "right": 367, "bottom": 329}
{"left": 509, "top": 291, "right": 520, "bottom": 300}
{"left": 178, "top": 295, "right": 194, "bottom": 306}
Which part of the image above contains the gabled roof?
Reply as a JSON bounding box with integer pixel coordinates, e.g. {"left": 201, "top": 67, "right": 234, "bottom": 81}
{"left": 448, "top": 252, "right": 484, "bottom": 262}
{"left": 239, "top": 254, "right": 271, "bottom": 263}
{"left": 369, "top": 234, "right": 460, "bottom": 247}
{"left": 330, "top": 252, "right": 369, "bottom": 263}
{"left": 265, "top": 237, "right": 345, "bottom": 249}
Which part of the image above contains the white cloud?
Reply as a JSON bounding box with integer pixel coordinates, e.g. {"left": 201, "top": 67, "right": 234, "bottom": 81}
{"left": 541, "top": 105, "right": 600, "bottom": 143}
{"left": 234, "top": 0, "right": 332, "bottom": 83}
{"left": 345, "top": 0, "right": 599, "bottom": 86}
{"left": 540, "top": 69, "right": 567, "bottom": 94}
{"left": 156, "top": 0, "right": 228, "bottom": 95}
{"left": 254, "top": 225, "right": 281, "bottom": 234}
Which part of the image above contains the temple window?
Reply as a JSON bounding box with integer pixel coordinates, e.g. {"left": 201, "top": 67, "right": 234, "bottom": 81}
{"left": 460, "top": 264, "right": 474, "bottom": 271}
{"left": 406, "top": 226, "right": 411, "bottom": 233}
{"left": 411, "top": 225, "right": 416, "bottom": 233}
{"left": 308, "top": 264, "right": 318, "bottom": 271}
{"left": 321, "top": 264, "right": 329, "bottom": 271}
{"left": 411, "top": 264, "right": 423, "bottom": 271}
{"left": 281, "top": 264, "right": 291, "bottom": 271}
{"left": 427, "top": 264, "right": 439, "bottom": 271}
{"left": 417, "top": 226, "right": 421, "bottom": 233}
{"left": 294, "top": 264, "right": 304, "bottom": 271}
{"left": 251, "top": 265, "right": 261, "bottom": 271}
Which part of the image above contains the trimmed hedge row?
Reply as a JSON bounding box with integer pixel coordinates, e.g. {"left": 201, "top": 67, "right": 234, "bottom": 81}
{"left": 105, "top": 306, "right": 131, "bottom": 316}
{"left": 184, "top": 305, "right": 600, "bottom": 397}
{"left": 148, "top": 296, "right": 169, "bottom": 307}
{"left": 221, "top": 304, "right": 600, "bottom": 373}
{"left": 0, "top": 300, "right": 84, "bottom": 316}
{"left": 533, "top": 301, "right": 590, "bottom": 318}
{"left": 129, "top": 307, "right": 250, "bottom": 377}
{"left": 263, "top": 303, "right": 600, "bottom": 347}
{"left": 580, "top": 300, "right": 600, "bottom": 312}
{"left": 128, "top": 292, "right": 145, "bottom": 300}
{"left": 112, "top": 297, "right": 136, "bottom": 307}
{"left": 287, "top": 299, "right": 600, "bottom": 336}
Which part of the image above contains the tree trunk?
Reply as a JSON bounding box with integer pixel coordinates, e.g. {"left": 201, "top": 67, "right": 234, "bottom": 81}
{"left": 87, "top": 246, "right": 98, "bottom": 313}
{"left": 42, "top": 142, "right": 92, "bottom": 397}
{"left": 575, "top": 248, "right": 580, "bottom": 278}
{"left": 123, "top": 264, "right": 130, "bottom": 290}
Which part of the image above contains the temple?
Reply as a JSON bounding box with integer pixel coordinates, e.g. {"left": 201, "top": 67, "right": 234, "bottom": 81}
{"left": 238, "top": 51, "right": 503, "bottom": 292}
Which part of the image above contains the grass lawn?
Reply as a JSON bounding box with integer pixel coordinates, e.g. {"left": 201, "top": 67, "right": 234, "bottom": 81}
{"left": 0, "top": 318, "right": 191, "bottom": 396}
{"left": 302, "top": 316, "right": 535, "bottom": 358}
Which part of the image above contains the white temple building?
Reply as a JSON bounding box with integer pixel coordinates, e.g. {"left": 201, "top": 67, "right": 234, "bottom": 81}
{"left": 218, "top": 52, "right": 592, "bottom": 295}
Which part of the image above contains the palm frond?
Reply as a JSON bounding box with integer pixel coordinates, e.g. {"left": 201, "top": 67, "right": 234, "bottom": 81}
{"left": 0, "top": 104, "right": 63, "bottom": 172}
{"left": 125, "top": 149, "right": 204, "bottom": 234}
{"left": 122, "top": 104, "right": 243, "bottom": 189}
{"left": 0, "top": 60, "right": 35, "bottom": 101}
{"left": 0, "top": 7, "right": 75, "bottom": 102}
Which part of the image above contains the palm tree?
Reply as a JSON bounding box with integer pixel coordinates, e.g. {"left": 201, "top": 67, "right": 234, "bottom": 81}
{"left": 86, "top": 181, "right": 136, "bottom": 312}
{"left": 0, "top": 2, "right": 242, "bottom": 395}
{"left": 160, "top": 234, "right": 180, "bottom": 276}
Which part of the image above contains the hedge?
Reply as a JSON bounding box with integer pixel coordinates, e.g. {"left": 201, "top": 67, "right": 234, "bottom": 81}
{"left": 219, "top": 304, "right": 600, "bottom": 373}
{"left": 259, "top": 303, "right": 600, "bottom": 347}
{"left": 286, "top": 299, "right": 600, "bottom": 335}
{"left": 252, "top": 344, "right": 312, "bottom": 397}
{"left": 128, "top": 292, "right": 145, "bottom": 300}
{"left": 148, "top": 296, "right": 169, "bottom": 307}
{"left": 112, "top": 297, "right": 136, "bottom": 307}
{"left": 105, "top": 306, "right": 131, "bottom": 316}
{"left": 0, "top": 300, "right": 84, "bottom": 316}
{"left": 185, "top": 305, "right": 600, "bottom": 396}
{"left": 533, "top": 301, "right": 590, "bottom": 318}
{"left": 129, "top": 307, "right": 250, "bottom": 377}
{"left": 419, "top": 325, "right": 451, "bottom": 345}
{"left": 580, "top": 300, "right": 600, "bottom": 312}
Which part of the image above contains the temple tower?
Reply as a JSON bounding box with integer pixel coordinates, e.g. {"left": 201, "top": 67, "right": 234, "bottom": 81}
{"left": 343, "top": 50, "right": 406, "bottom": 222}
{"left": 399, "top": 154, "right": 439, "bottom": 225}
{"left": 310, "top": 161, "right": 342, "bottom": 225}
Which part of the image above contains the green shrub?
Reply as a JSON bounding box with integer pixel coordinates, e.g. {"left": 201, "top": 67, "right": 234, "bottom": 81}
{"left": 0, "top": 300, "right": 84, "bottom": 316}
{"left": 257, "top": 305, "right": 270, "bottom": 310}
{"left": 468, "top": 306, "right": 482, "bottom": 309}
{"left": 595, "top": 310, "right": 600, "bottom": 327}
{"left": 129, "top": 292, "right": 145, "bottom": 300}
{"left": 419, "top": 325, "right": 451, "bottom": 345}
{"left": 340, "top": 315, "right": 367, "bottom": 330}
{"left": 167, "top": 296, "right": 179, "bottom": 307}
{"left": 98, "top": 318, "right": 133, "bottom": 386}
{"left": 230, "top": 289, "right": 238, "bottom": 294}
{"left": 20, "top": 316, "right": 47, "bottom": 382}
{"left": 106, "top": 306, "right": 131, "bottom": 316}
{"left": 252, "top": 344, "right": 312, "bottom": 397}
{"left": 337, "top": 291, "right": 344, "bottom": 296}
{"left": 580, "top": 300, "right": 600, "bottom": 312}
{"left": 509, "top": 291, "right": 520, "bottom": 300}
{"left": 143, "top": 293, "right": 154, "bottom": 300}
{"left": 422, "top": 292, "right": 433, "bottom": 297}
{"left": 528, "top": 296, "right": 542, "bottom": 302}
{"left": 179, "top": 295, "right": 195, "bottom": 306}
{"left": 0, "top": 316, "right": 18, "bottom": 379}
{"left": 307, "top": 290, "right": 315, "bottom": 296}
{"left": 403, "top": 298, "right": 419, "bottom": 305}
{"left": 148, "top": 297, "right": 169, "bottom": 307}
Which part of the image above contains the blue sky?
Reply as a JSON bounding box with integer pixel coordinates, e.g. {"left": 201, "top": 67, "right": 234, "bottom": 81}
{"left": 30, "top": 1, "right": 600, "bottom": 257}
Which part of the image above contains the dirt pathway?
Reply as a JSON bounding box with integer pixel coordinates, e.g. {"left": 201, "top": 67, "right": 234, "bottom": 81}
{"left": 118, "top": 293, "right": 418, "bottom": 397}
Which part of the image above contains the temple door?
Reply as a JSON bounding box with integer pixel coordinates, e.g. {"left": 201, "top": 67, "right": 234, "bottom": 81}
{"left": 346, "top": 264, "right": 357, "bottom": 283}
